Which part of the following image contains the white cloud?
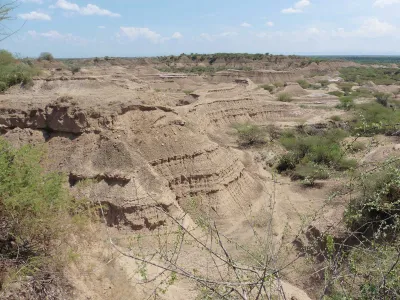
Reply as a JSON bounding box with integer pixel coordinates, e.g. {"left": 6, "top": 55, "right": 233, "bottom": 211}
{"left": 266, "top": 21, "right": 274, "bottom": 27}
{"left": 374, "top": 0, "right": 400, "bottom": 7}
{"left": 53, "top": 0, "right": 120, "bottom": 17}
{"left": 21, "top": 0, "right": 43, "bottom": 3}
{"left": 241, "top": 22, "right": 252, "bottom": 27}
{"left": 200, "top": 31, "right": 238, "bottom": 41}
{"left": 119, "top": 27, "right": 162, "bottom": 43}
{"left": 19, "top": 11, "right": 51, "bottom": 20}
{"left": 98, "top": 25, "right": 106, "bottom": 29}
{"left": 28, "top": 30, "right": 87, "bottom": 43}
{"left": 332, "top": 18, "right": 396, "bottom": 38}
{"left": 118, "top": 28, "right": 184, "bottom": 43}
{"left": 171, "top": 32, "right": 183, "bottom": 39}
{"left": 282, "top": 0, "right": 311, "bottom": 14}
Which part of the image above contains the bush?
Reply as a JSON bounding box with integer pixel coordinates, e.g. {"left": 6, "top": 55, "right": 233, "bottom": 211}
{"left": 0, "top": 81, "right": 7, "bottom": 92}
{"left": 330, "top": 115, "right": 342, "bottom": 122}
{"left": 38, "top": 52, "right": 54, "bottom": 61}
{"left": 233, "top": 123, "right": 266, "bottom": 147}
{"left": 277, "top": 129, "right": 353, "bottom": 177}
{"left": 291, "top": 163, "right": 329, "bottom": 181}
{"left": 277, "top": 93, "right": 293, "bottom": 102}
{"left": 352, "top": 102, "right": 400, "bottom": 136}
{"left": 259, "top": 84, "right": 274, "bottom": 93}
{"left": 297, "top": 79, "right": 310, "bottom": 89}
{"left": 70, "top": 66, "right": 81, "bottom": 75}
{"left": 338, "top": 83, "right": 354, "bottom": 95}
{"left": 0, "top": 138, "right": 93, "bottom": 287}
{"left": 336, "top": 96, "right": 355, "bottom": 110}
{"left": 0, "top": 54, "right": 39, "bottom": 91}
{"left": 0, "top": 50, "right": 15, "bottom": 65}
{"left": 374, "top": 92, "right": 391, "bottom": 107}
{"left": 346, "top": 164, "right": 400, "bottom": 235}
{"left": 328, "top": 91, "right": 344, "bottom": 97}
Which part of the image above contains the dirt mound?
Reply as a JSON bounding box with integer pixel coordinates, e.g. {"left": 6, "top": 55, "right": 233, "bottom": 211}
{"left": 279, "top": 82, "right": 309, "bottom": 97}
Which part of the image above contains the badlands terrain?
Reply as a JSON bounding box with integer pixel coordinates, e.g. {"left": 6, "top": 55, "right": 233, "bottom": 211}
{"left": 1, "top": 54, "right": 400, "bottom": 300}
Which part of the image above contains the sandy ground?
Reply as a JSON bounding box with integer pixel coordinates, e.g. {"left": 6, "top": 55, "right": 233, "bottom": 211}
{"left": 1, "top": 60, "right": 399, "bottom": 300}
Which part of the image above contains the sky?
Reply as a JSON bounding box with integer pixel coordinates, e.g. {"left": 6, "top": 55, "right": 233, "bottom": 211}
{"left": 1, "top": 0, "right": 400, "bottom": 58}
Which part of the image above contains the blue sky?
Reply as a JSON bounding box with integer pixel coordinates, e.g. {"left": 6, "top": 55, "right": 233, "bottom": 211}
{"left": 2, "top": 0, "right": 400, "bottom": 57}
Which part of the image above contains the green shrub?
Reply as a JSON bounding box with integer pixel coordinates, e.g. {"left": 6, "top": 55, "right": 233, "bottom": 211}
{"left": 0, "top": 138, "right": 93, "bottom": 287}
{"left": 276, "top": 153, "right": 297, "bottom": 173}
{"left": 277, "top": 129, "right": 352, "bottom": 177}
{"left": 259, "top": 84, "right": 274, "bottom": 93}
{"left": 0, "top": 81, "right": 7, "bottom": 92}
{"left": 346, "top": 164, "right": 400, "bottom": 235}
{"left": 352, "top": 102, "right": 400, "bottom": 135}
{"left": 291, "top": 163, "right": 329, "bottom": 181}
{"left": 348, "top": 141, "right": 366, "bottom": 153}
{"left": 328, "top": 91, "right": 344, "bottom": 97}
{"left": 70, "top": 66, "right": 81, "bottom": 75}
{"left": 277, "top": 93, "right": 293, "bottom": 102}
{"left": 38, "top": 52, "right": 54, "bottom": 61}
{"left": 338, "top": 83, "right": 354, "bottom": 95}
{"left": 340, "top": 66, "right": 400, "bottom": 85}
{"left": 297, "top": 79, "right": 310, "bottom": 89}
{"left": 319, "top": 80, "right": 329, "bottom": 87}
{"left": 336, "top": 96, "right": 355, "bottom": 110}
{"left": 374, "top": 92, "right": 391, "bottom": 107}
{"left": 330, "top": 115, "right": 342, "bottom": 122}
{"left": 183, "top": 90, "right": 194, "bottom": 95}
{"left": 0, "top": 50, "right": 15, "bottom": 65}
{"left": 233, "top": 123, "right": 266, "bottom": 147}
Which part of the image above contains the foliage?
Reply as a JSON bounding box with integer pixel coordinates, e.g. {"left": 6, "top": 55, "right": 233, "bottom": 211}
{"left": 259, "top": 84, "right": 274, "bottom": 93}
{"left": 336, "top": 96, "right": 355, "bottom": 110}
{"left": 330, "top": 115, "right": 342, "bottom": 122}
{"left": 0, "top": 50, "right": 39, "bottom": 91}
{"left": 233, "top": 123, "right": 267, "bottom": 147}
{"left": 0, "top": 138, "right": 93, "bottom": 287}
{"left": 352, "top": 102, "right": 400, "bottom": 136}
{"left": 297, "top": 79, "right": 310, "bottom": 89}
{"left": 277, "top": 92, "right": 293, "bottom": 102}
{"left": 183, "top": 90, "right": 194, "bottom": 95}
{"left": 0, "top": 49, "right": 15, "bottom": 65}
{"left": 328, "top": 91, "right": 344, "bottom": 97}
{"left": 0, "top": 81, "right": 6, "bottom": 92}
{"left": 374, "top": 92, "right": 391, "bottom": 107}
{"left": 70, "top": 65, "right": 81, "bottom": 75}
{"left": 276, "top": 129, "right": 354, "bottom": 180}
{"left": 340, "top": 66, "right": 400, "bottom": 85}
{"left": 338, "top": 82, "right": 354, "bottom": 95}
{"left": 38, "top": 52, "right": 54, "bottom": 61}
{"left": 346, "top": 163, "right": 400, "bottom": 235}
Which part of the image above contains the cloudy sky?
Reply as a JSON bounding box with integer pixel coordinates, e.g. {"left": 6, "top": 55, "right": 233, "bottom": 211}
{"left": 2, "top": 0, "right": 400, "bottom": 57}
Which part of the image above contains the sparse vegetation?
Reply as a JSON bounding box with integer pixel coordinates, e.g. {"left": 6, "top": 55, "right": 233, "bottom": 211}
{"left": 70, "top": 65, "right": 81, "bottom": 75}
{"left": 0, "top": 138, "right": 93, "bottom": 291}
{"left": 233, "top": 123, "right": 267, "bottom": 147}
{"left": 183, "top": 90, "right": 194, "bottom": 95}
{"left": 277, "top": 92, "right": 293, "bottom": 102}
{"left": 336, "top": 96, "right": 355, "bottom": 110}
{"left": 38, "top": 52, "right": 54, "bottom": 62}
{"left": 328, "top": 91, "right": 344, "bottom": 97}
{"left": 297, "top": 79, "right": 310, "bottom": 89}
{"left": 0, "top": 50, "right": 39, "bottom": 91}
{"left": 276, "top": 128, "right": 355, "bottom": 182}
{"left": 341, "top": 66, "right": 400, "bottom": 85}
{"left": 259, "top": 84, "right": 274, "bottom": 93}
{"left": 352, "top": 102, "right": 400, "bottom": 135}
{"left": 330, "top": 115, "right": 342, "bottom": 122}
{"left": 374, "top": 91, "right": 391, "bottom": 107}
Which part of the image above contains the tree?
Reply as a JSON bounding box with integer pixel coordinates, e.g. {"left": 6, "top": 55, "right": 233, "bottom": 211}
{"left": 0, "top": 2, "right": 23, "bottom": 42}
{"left": 38, "top": 52, "right": 54, "bottom": 61}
